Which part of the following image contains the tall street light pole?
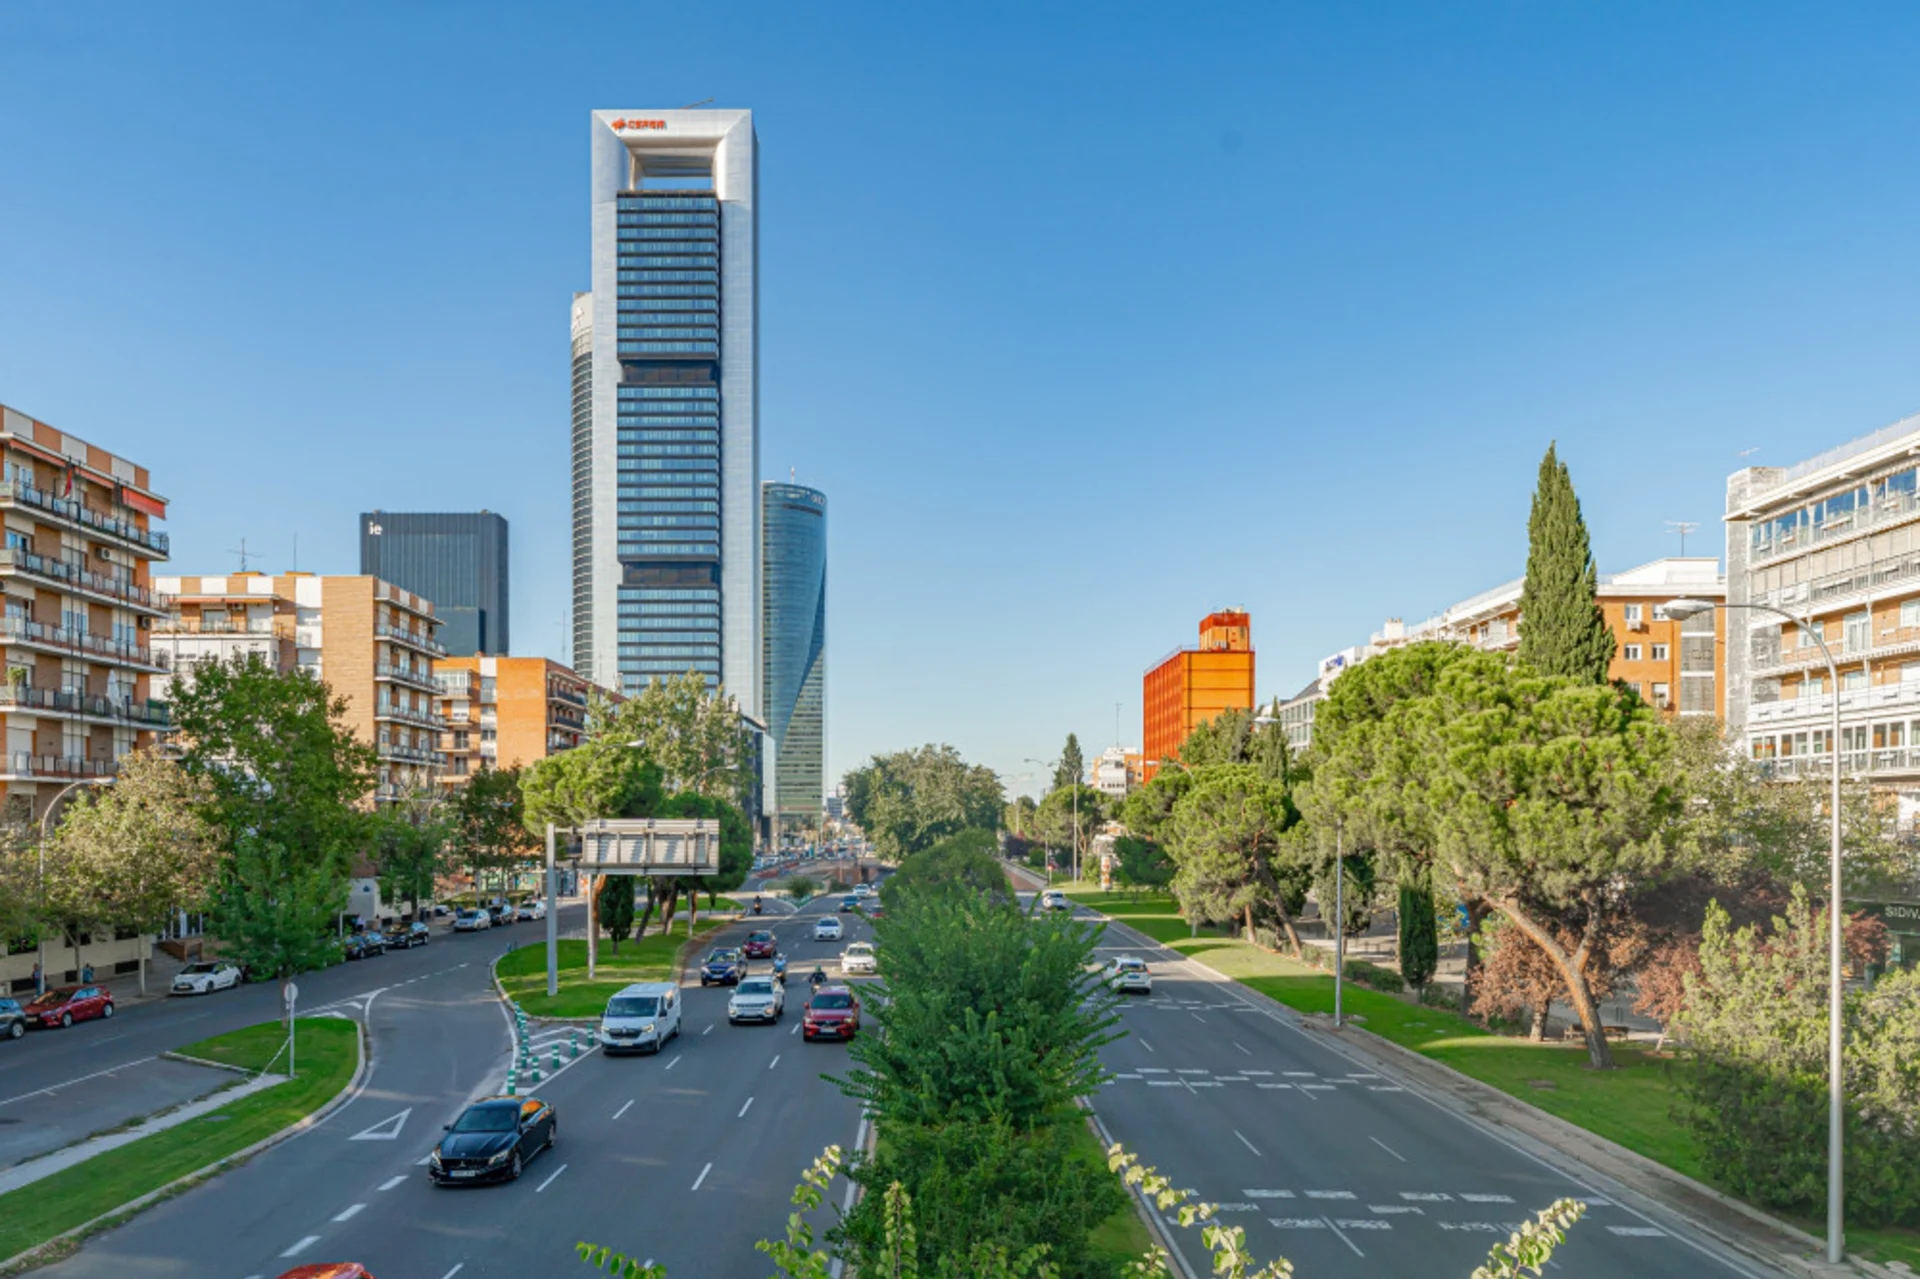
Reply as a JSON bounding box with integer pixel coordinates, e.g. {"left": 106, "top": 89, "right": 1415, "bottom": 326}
{"left": 1669, "top": 596, "right": 1844, "bottom": 1264}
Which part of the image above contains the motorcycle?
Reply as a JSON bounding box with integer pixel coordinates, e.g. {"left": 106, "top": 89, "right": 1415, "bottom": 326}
{"left": 809, "top": 967, "right": 828, "bottom": 990}
{"left": 752, "top": 897, "right": 764, "bottom": 916}
{"left": 772, "top": 953, "right": 788, "bottom": 985}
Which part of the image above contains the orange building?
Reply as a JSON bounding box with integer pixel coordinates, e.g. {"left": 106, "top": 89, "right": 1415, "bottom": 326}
{"left": 434, "top": 655, "right": 607, "bottom": 782}
{"left": 1142, "top": 611, "right": 1256, "bottom": 778}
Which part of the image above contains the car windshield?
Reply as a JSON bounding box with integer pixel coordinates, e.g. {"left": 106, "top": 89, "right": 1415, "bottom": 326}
{"left": 605, "top": 996, "right": 659, "bottom": 1018}
{"left": 451, "top": 1104, "right": 519, "bottom": 1133}
{"left": 457, "top": 909, "right": 479, "bottom": 919}
{"left": 182, "top": 962, "right": 218, "bottom": 975}
{"left": 706, "top": 951, "right": 735, "bottom": 964}
{"left": 737, "top": 980, "right": 775, "bottom": 996}
{"left": 1117, "top": 960, "right": 1147, "bottom": 972}
{"left": 812, "top": 994, "right": 853, "bottom": 1010}
{"left": 25, "top": 991, "right": 68, "bottom": 1009}
{"left": 847, "top": 944, "right": 873, "bottom": 955}
{"left": 748, "top": 932, "right": 772, "bottom": 942}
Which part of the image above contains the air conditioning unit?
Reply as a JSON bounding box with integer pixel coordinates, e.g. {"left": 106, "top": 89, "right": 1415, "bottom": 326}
{"left": 96, "top": 547, "right": 117, "bottom": 564}
{"left": 1629, "top": 621, "right": 1649, "bottom": 633}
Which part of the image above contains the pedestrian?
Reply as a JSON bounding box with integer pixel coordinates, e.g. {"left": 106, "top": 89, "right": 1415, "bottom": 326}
{"left": 81, "top": 962, "right": 94, "bottom": 984}
{"left": 31, "top": 960, "right": 43, "bottom": 997}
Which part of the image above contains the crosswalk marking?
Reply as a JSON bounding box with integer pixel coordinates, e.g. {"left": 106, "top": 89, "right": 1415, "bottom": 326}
{"left": 1607, "top": 1226, "right": 1669, "bottom": 1237}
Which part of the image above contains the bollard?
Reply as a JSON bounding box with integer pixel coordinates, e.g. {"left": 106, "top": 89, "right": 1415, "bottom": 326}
{"left": 529, "top": 1060, "right": 541, "bottom": 1083}
{"left": 551, "top": 1046, "right": 561, "bottom": 1071}
{"left": 570, "top": 1030, "right": 579, "bottom": 1059}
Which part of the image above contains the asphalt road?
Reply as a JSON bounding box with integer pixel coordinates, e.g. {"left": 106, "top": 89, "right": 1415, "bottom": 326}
{"left": 27, "top": 891, "right": 878, "bottom": 1279}
{"left": 1035, "top": 893, "right": 1788, "bottom": 1279}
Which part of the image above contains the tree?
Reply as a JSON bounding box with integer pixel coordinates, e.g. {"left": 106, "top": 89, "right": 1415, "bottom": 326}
{"left": 1469, "top": 912, "right": 1648, "bottom": 1041}
{"left": 43, "top": 750, "right": 221, "bottom": 994}
{"left": 843, "top": 745, "right": 1004, "bottom": 862}
{"left": 1515, "top": 443, "right": 1615, "bottom": 684}
{"left": 446, "top": 765, "right": 538, "bottom": 895}
{"left": 601, "top": 672, "right": 755, "bottom": 802}
{"left": 1111, "top": 835, "right": 1174, "bottom": 891}
{"left": 1311, "top": 850, "right": 1377, "bottom": 940}
{"left": 367, "top": 795, "right": 447, "bottom": 919}
{"left": 167, "top": 653, "right": 377, "bottom": 872}
{"left": 1397, "top": 882, "right": 1439, "bottom": 991}
{"left": 883, "top": 829, "right": 1007, "bottom": 902}
{"left": 1119, "top": 767, "right": 1193, "bottom": 845}
{"left": 1054, "top": 735, "right": 1085, "bottom": 791}
{"left": 207, "top": 836, "right": 346, "bottom": 983}
{"left": 1163, "top": 765, "right": 1310, "bottom": 954}
{"left": 597, "top": 875, "right": 637, "bottom": 953}
{"left": 1003, "top": 795, "right": 1037, "bottom": 838}
{"left": 1031, "top": 784, "right": 1105, "bottom": 874}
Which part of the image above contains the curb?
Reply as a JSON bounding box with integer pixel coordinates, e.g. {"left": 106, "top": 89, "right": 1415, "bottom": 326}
{"left": 158, "top": 1049, "right": 261, "bottom": 1078}
{"left": 0, "top": 1017, "right": 369, "bottom": 1276}
{"left": 488, "top": 924, "right": 732, "bottom": 1025}
{"left": 1079, "top": 1103, "right": 1200, "bottom": 1279}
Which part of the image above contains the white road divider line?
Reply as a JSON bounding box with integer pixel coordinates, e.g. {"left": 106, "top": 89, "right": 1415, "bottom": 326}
{"left": 536, "top": 1163, "right": 569, "bottom": 1192}
{"left": 769, "top": 1055, "right": 780, "bottom": 1070}
{"left": 614, "top": 1100, "right": 634, "bottom": 1119}
{"left": 280, "top": 1236, "right": 320, "bottom": 1258}
{"left": 1233, "top": 1041, "right": 1252, "bottom": 1056}
{"left": 440, "top": 1264, "right": 464, "bottom": 1279}
{"left": 1233, "top": 1129, "right": 1262, "bottom": 1158}
{"left": 790, "top": 1022, "right": 801, "bottom": 1035}
{"left": 378, "top": 1175, "right": 407, "bottom": 1191}
{"left": 1369, "top": 1137, "right": 1407, "bottom": 1163}
{"left": 703, "top": 1025, "right": 713, "bottom": 1035}
{"left": 332, "top": 1203, "right": 366, "bottom": 1222}
{"left": 665, "top": 1056, "right": 681, "bottom": 1071}
{"left": 738, "top": 1096, "right": 754, "bottom": 1118}
{"left": 1322, "top": 1218, "right": 1366, "bottom": 1257}
{"left": 692, "top": 1161, "right": 713, "bottom": 1191}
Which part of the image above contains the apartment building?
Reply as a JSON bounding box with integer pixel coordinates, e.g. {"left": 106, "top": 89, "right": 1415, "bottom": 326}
{"left": 1726, "top": 412, "right": 1920, "bottom": 809}
{"left": 1143, "top": 611, "right": 1256, "bottom": 778}
{"left": 434, "top": 655, "right": 599, "bottom": 781}
{"left": 154, "top": 573, "right": 446, "bottom": 801}
{"left": 1089, "top": 745, "right": 1141, "bottom": 799}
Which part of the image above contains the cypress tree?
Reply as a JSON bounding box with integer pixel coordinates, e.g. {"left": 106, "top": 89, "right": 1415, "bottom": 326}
{"left": 1517, "top": 443, "right": 1615, "bottom": 683}
{"left": 1397, "top": 882, "right": 1438, "bottom": 991}
{"left": 598, "top": 875, "right": 636, "bottom": 954}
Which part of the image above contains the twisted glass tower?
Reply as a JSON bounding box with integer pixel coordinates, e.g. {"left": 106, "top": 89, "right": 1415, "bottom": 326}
{"left": 761, "top": 482, "right": 825, "bottom": 830}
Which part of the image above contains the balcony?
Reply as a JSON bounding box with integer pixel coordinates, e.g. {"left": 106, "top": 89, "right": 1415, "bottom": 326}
{"left": 374, "top": 663, "right": 439, "bottom": 694}
{"left": 377, "top": 742, "right": 446, "bottom": 766}
{"left": 0, "top": 616, "right": 166, "bottom": 672}
{"left": 0, "top": 753, "right": 119, "bottom": 782}
{"left": 550, "top": 686, "right": 588, "bottom": 709}
{"left": 1752, "top": 486, "right": 1920, "bottom": 565}
{"left": 0, "top": 548, "right": 170, "bottom": 615}
{"left": 374, "top": 581, "right": 435, "bottom": 620}
{"left": 435, "top": 673, "right": 474, "bottom": 696}
{"left": 1759, "top": 749, "right": 1920, "bottom": 781}
{"left": 0, "top": 478, "right": 170, "bottom": 558}
{"left": 376, "top": 704, "right": 448, "bottom": 733}
{"left": 375, "top": 623, "right": 446, "bottom": 658}
{"left": 0, "top": 685, "right": 171, "bottom": 728}
{"left": 160, "top": 616, "right": 283, "bottom": 636}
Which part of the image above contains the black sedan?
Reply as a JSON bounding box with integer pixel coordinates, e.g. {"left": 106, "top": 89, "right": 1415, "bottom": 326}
{"left": 343, "top": 933, "right": 386, "bottom": 961}
{"left": 384, "top": 921, "right": 430, "bottom": 950}
{"left": 428, "top": 1096, "right": 556, "bottom": 1185}
{"left": 699, "top": 948, "right": 745, "bottom": 986}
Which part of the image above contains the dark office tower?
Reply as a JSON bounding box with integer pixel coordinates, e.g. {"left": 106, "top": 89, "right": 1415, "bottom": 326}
{"left": 359, "top": 511, "right": 510, "bottom": 657}
{"left": 761, "top": 483, "right": 825, "bottom": 832}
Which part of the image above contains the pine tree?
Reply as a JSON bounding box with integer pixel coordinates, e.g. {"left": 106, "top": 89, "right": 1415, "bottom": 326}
{"left": 1055, "top": 734, "right": 1086, "bottom": 790}
{"left": 1517, "top": 443, "right": 1615, "bottom": 683}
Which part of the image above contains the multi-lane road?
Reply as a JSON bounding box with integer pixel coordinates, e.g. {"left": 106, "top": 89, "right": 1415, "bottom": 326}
{"left": 10, "top": 881, "right": 877, "bottom": 1279}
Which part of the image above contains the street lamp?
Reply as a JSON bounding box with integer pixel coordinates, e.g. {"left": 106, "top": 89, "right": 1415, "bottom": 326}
{"left": 1026, "top": 757, "right": 1081, "bottom": 884}
{"left": 38, "top": 777, "right": 111, "bottom": 995}
{"left": 1668, "top": 595, "right": 1845, "bottom": 1265}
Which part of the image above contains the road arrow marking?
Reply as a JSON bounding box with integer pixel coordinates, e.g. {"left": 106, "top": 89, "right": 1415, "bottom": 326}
{"left": 349, "top": 1108, "right": 413, "bottom": 1141}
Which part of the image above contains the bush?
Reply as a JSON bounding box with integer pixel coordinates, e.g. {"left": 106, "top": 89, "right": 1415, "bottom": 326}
{"left": 1418, "top": 981, "right": 1462, "bottom": 1010}
{"left": 1342, "top": 958, "right": 1405, "bottom": 992}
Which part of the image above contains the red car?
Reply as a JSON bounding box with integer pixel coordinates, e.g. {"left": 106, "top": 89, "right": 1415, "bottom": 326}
{"left": 275, "top": 1266, "right": 378, "bottom": 1279}
{"left": 802, "top": 985, "right": 861, "bottom": 1042}
{"left": 742, "top": 930, "right": 777, "bottom": 960}
{"left": 25, "top": 985, "right": 113, "bottom": 1029}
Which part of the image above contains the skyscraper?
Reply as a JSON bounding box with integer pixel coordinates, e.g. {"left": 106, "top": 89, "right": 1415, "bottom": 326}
{"left": 360, "top": 511, "right": 509, "bottom": 657}
{"left": 574, "top": 109, "right": 759, "bottom": 714}
{"left": 761, "top": 482, "right": 826, "bottom": 830}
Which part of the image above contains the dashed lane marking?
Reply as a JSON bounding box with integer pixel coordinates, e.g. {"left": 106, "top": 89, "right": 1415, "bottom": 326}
{"left": 1323, "top": 1218, "right": 1368, "bottom": 1256}
{"left": 1461, "top": 1193, "right": 1515, "bottom": 1203}
{"left": 1369, "top": 1137, "right": 1407, "bottom": 1163}
{"left": 665, "top": 1056, "right": 681, "bottom": 1070}
{"left": 691, "top": 1161, "right": 713, "bottom": 1191}
{"left": 1233, "top": 1129, "right": 1262, "bottom": 1157}
{"left": 1304, "top": 1190, "right": 1357, "bottom": 1200}
{"left": 280, "top": 1236, "right": 320, "bottom": 1258}
{"left": 703, "top": 1025, "right": 713, "bottom": 1036}
{"left": 613, "top": 1100, "right": 634, "bottom": 1119}
{"left": 439, "top": 1266, "right": 464, "bottom": 1279}
{"left": 536, "top": 1163, "right": 569, "bottom": 1192}
{"left": 1608, "top": 1225, "right": 1669, "bottom": 1236}
{"left": 332, "top": 1204, "right": 366, "bottom": 1222}
{"left": 769, "top": 1055, "right": 780, "bottom": 1070}
{"left": 738, "top": 1097, "right": 754, "bottom": 1119}
{"left": 378, "top": 1176, "right": 406, "bottom": 1191}
{"left": 1245, "top": 1189, "right": 1296, "bottom": 1199}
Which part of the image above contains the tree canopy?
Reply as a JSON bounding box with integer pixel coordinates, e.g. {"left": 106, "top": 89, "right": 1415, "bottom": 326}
{"left": 1515, "top": 443, "right": 1615, "bottom": 683}
{"left": 843, "top": 745, "right": 1003, "bottom": 862}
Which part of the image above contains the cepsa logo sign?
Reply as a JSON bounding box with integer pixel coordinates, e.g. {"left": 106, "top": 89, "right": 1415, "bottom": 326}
{"left": 611, "top": 118, "right": 667, "bottom": 131}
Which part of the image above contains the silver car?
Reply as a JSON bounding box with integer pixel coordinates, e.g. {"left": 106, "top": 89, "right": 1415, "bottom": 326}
{"left": 1104, "top": 957, "right": 1153, "bottom": 994}
{"left": 727, "top": 976, "right": 785, "bottom": 1024}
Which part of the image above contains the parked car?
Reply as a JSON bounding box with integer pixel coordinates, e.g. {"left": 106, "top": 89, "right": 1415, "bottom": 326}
{"left": 343, "top": 932, "right": 386, "bottom": 961}
{"left": 453, "top": 908, "right": 491, "bottom": 932}
{"left": 599, "top": 981, "right": 680, "bottom": 1054}
{"left": 838, "top": 895, "right": 859, "bottom": 913}
{"left": 802, "top": 985, "right": 861, "bottom": 1042}
{"left": 840, "top": 942, "right": 878, "bottom": 975}
{"left": 170, "top": 960, "right": 243, "bottom": 996}
{"left": 727, "top": 975, "right": 785, "bottom": 1024}
{"left": 741, "top": 930, "right": 777, "bottom": 960}
{"left": 0, "top": 997, "right": 25, "bottom": 1040}
{"left": 516, "top": 900, "right": 548, "bottom": 922}
{"left": 485, "top": 903, "right": 516, "bottom": 928}
{"left": 428, "top": 1095, "right": 557, "bottom": 1185}
{"left": 384, "top": 921, "right": 430, "bottom": 950}
{"left": 24, "top": 985, "right": 113, "bottom": 1029}
{"left": 1103, "top": 956, "right": 1153, "bottom": 995}
{"left": 813, "top": 916, "right": 843, "bottom": 942}
{"left": 699, "top": 949, "right": 745, "bottom": 986}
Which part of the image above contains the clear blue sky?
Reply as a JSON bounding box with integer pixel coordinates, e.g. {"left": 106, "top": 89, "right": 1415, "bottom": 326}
{"left": 6, "top": 3, "right": 1920, "bottom": 798}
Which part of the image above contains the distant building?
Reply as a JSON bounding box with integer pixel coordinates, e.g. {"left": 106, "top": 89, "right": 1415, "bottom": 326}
{"left": 1276, "top": 678, "right": 1323, "bottom": 753}
{"left": 359, "top": 511, "right": 509, "bottom": 658}
{"left": 1090, "top": 745, "right": 1138, "bottom": 798}
{"left": 1143, "top": 611, "right": 1256, "bottom": 780}
{"left": 761, "top": 482, "right": 826, "bottom": 833}
{"left": 434, "top": 656, "right": 603, "bottom": 782}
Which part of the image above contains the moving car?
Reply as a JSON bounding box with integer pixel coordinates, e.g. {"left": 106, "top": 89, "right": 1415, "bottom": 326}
{"left": 1103, "top": 956, "right": 1153, "bottom": 994}
{"left": 24, "top": 985, "right": 113, "bottom": 1029}
{"left": 517, "top": 900, "right": 548, "bottom": 921}
{"left": 453, "top": 908, "right": 491, "bottom": 932}
{"left": 0, "top": 997, "right": 25, "bottom": 1041}
{"left": 813, "top": 916, "right": 843, "bottom": 942}
{"left": 428, "top": 1095, "right": 557, "bottom": 1185}
{"left": 599, "top": 981, "right": 680, "bottom": 1054}
{"left": 273, "top": 1265, "right": 381, "bottom": 1279}
{"left": 699, "top": 948, "right": 746, "bottom": 987}
{"left": 840, "top": 942, "right": 877, "bottom": 975}
{"left": 727, "top": 976, "right": 785, "bottom": 1024}
{"left": 852, "top": 883, "right": 872, "bottom": 899}
{"left": 838, "top": 895, "right": 859, "bottom": 913}
{"left": 741, "top": 930, "right": 777, "bottom": 960}
{"left": 170, "top": 960, "right": 242, "bottom": 996}
{"left": 862, "top": 902, "right": 886, "bottom": 923}
{"left": 384, "top": 921, "right": 430, "bottom": 950}
{"left": 343, "top": 932, "right": 386, "bottom": 961}
{"left": 802, "top": 985, "right": 861, "bottom": 1042}
{"left": 486, "top": 903, "right": 516, "bottom": 928}
{"left": 1040, "top": 889, "right": 1071, "bottom": 913}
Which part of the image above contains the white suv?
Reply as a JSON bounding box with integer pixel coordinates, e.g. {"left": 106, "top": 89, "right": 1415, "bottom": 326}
{"left": 841, "top": 942, "right": 878, "bottom": 975}
{"left": 1040, "top": 890, "right": 1071, "bottom": 913}
{"left": 814, "top": 916, "right": 843, "bottom": 942}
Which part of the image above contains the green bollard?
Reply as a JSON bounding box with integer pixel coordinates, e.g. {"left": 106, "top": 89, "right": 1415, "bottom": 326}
{"left": 570, "top": 1030, "right": 579, "bottom": 1059}
{"left": 529, "top": 1059, "right": 541, "bottom": 1082}
{"left": 551, "top": 1046, "right": 560, "bottom": 1071}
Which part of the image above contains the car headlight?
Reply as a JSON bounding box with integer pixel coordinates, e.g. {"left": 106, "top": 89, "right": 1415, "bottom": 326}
{"left": 429, "top": 1149, "right": 443, "bottom": 1166}
{"left": 640, "top": 1023, "right": 654, "bottom": 1034}
{"left": 487, "top": 1148, "right": 513, "bottom": 1165}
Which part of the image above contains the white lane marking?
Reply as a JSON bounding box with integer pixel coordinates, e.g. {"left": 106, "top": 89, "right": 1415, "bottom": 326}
{"left": 1137, "top": 1068, "right": 1169, "bottom": 1074}
{"left": 280, "top": 1236, "right": 321, "bottom": 1258}
{"left": 0, "top": 1056, "right": 158, "bottom": 1109}
{"left": 1282, "top": 1071, "right": 1315, "bottom": 1078}
{"left": 1175, "top": 1068, "right": 1208, "bottom": 1075}
{"left": 1300, "top": 1083, "right": 1335, "bottom": 1091}
{"left": 1257, "top": 1083, "right": 1292, "bottom": 1090}
{"left": 769, "top": 1055, "right": 781, "bottom": 1070}
{"left": 415, "top": 1153, "right": 432, "bottom": 1166}
{"left": 790, "top": 1022, "right": 800, "bottom": 1035}
{"left": 440, "top": 1265, "right": 464, "bottom": 1279}
{"left": 1371, "top": 1205, "right": 1424, "bottom": 1215}
{"left": 1138, "top": 1037, "right": 1155, "bottom": 1053}
{"left": 1322, "top": 1218, "right": 1366, "bottom": 1257}
{"left": 613, "top": 1100, "right": 634, "bottom": 1119}
{"left": 1233, "top": 1129, "right": 1262, "bottom": 1158}
{"left": 1245, "top": 1189, "right": 1295, "bottom": 1198}
{"left": 332, "top": 1203, "right": 366, "bottom": 1222}
{"left": 350, "top": 1108, "right": 412, "bottom": 1141}
{"left": 536, "top": 1163, "right": 569, "bottom": 1192}
{"left": 1369, "top": 1136, "right": 1407, "bottom": 1163}
{"left": 1113, "top": 1073, "right": 1142, "bottom": 1081}
{"left": 1608, "top": 1226, "right": 1670, "bottom": 1237}
{"left": 665, "top": 1056, "right": 681, "bottom": 1071}
{"left": 1191, "top": 1013, "right": 1207, "bottom": 1023}
{"left": 1461, "top": 1192, "right": 1515, "bottom": 1203}
{"left": 378, "top": 1175, "right": 406, "bottom": 1191}
{"left": 1400, "top": 1192, "right": 1451, "bottom": 1202}
{"left": 738, "top": 1097, "right": 754, "bottom": 1119}
{"left": 703, "top": 1025, "right": 713, "bottom": 1035}
{"left": 691, "top": 1161, "right": 713, "bottom": 1190}
{"left": 1305, "top": 1190, "right": 1356, "bottom": 1200}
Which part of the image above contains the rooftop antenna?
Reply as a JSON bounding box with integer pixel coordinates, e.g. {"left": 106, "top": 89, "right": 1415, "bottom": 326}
{"left": 681, "top": 98, "right": 715, "bottom": 109}
{"left": 1666, "top": 520, "right": 1700, "bottom": 557}
{"left": 227, "top": 537, "right": 254, "bottom": 571}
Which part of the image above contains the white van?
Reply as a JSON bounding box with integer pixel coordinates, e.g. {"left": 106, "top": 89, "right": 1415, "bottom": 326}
{"left": 599, "top": 981, "right": 681, "bottom": 1055}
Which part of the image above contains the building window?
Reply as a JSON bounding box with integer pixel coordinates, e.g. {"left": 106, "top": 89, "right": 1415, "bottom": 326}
{"left": 1903, "top": 599, "right": 1920, "bottom": 629}
{"left": 1652, "top": 682, "right": 1671, "bottom": 709}
{"left": 1805, "top": 674, "right": 1825, "bottom": 695}
{"left": 1651, "top": 643, "right": 1669, "bottom": 662}
{"left": 1624, "top": 605, "right": 1643, "bottom": 624}
{"left": 1622, "top": 644, "right": 1643, "bottom": 661}
{"left": 1652, "top": 604, "right": 1671, "bottom": 622}
{"left": 1844, "top": 670, "right": 1869, "bottom": 691}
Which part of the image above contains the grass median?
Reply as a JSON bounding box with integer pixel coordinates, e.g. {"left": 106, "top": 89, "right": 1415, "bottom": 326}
{"left": 0, "top": 1017, "right": 359, "bottom": 1268}
{"left": 496, "top": 928, "right": 726, "bottom": 1018}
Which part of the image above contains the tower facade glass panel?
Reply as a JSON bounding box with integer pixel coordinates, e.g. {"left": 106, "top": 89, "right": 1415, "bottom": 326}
{"left": 761, "top": 482, "right": 825, "bottom": 829}
{"left": 359, "top": 511, "right": 509, "bottom": 657}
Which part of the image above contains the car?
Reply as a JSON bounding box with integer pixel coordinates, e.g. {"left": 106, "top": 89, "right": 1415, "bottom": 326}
{"left": 599, "top": 981, "right": 680, "bottom": 1054}
{"left": 0, "top": 997, "right": 25, "bottom": 1041}
{"left": 170, "top": 960, "right": 242, "bottom": 996}
{"left": 273, "top": 1265, "right": 381, "bottom": 1279}
{"left": 486, "top": 903, "right": 516, "bottom": 928}
{"left": 1040, "top": 889, "right": 1072, "bottom": 913}
{"left": 699, "top": 948, "right": 746, "bottom": 986}
{"left": 24, "top": 985, "right": 113, "bottom": 1029}
{"left": 343, "top": 932, "right": 386, "bottom": 961}
{"left": 1104, "top": 956, "right": 1153, "bottom": 994}
{"left": 802, "top": 985, "right": 861, "bottom": 1042}
{"left": 839, "top": 895, "right": 859, "bottom": 913}
{"left": 453, "top": 908, "right": 491, "bottom": 932}
{"left": 861, "top": 902, "right": 886, "bottom": 923}
{"left": 384, "top": 921, "right": 430, "bottom": 950}
{"left": 813, "top": 916, "right": 843, "bottom": 942}
{"left": 741, "top": 929, "right": 777, "bottom": 960}
{"left": 428, "top": 1095, "right": 557, "bottom": 1185}
{"left": 728, "top": 976, "right": 785, "bottom": 1024}
{"left": 852, "top": 883, "right": 872, "bottom": 899}
{"left": 517, "top": 900, "right": 548, "bottom": 921}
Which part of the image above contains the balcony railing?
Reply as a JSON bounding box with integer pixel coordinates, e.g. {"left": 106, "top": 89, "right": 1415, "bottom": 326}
{"left": 376, "top": 704, "right": 448, "bottom": 732}
{"left": 550, "top": 686, "right": 588, "bottom": 708}
{"left": 0, "top": 685, "right": 171, "bottom": 727}
{"left": 377, "top": 742, "right": 446, "bottom": 766}
{"left": 1752, "top": 487, "right": 1920, "bottom": 565}
{"left": 374, "top": 623, "right": 446, "bottom": 658}
{"left": 1758, "top": 749, "right": 1920, "bottom": 780}
{"left": 435, "top": 674, "right": 474, "bottom": 696}
{"left": 0, "top": 616, "right": 165, "bottom": 670}
{"left": 374, "top": 663, "right": 439, "bottom": 692}
{"left": 0, "top": 548, "right": 170, "bottom": 613}
{"left": 160, "top": 616, "right": 280, "bottom": 636}
{"left": 0, "top": 753, "right": 119, "bottom": 781}
{"left": 374, "top": 581, "right": 435, "bottom": 619}
{"left": 0, "top": 478, "right": 170, "bottom": 557}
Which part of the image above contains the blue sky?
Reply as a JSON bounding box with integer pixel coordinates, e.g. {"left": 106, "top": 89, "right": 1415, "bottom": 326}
{"left": 5, "top": 3, "right": 1920, "bottom": 799}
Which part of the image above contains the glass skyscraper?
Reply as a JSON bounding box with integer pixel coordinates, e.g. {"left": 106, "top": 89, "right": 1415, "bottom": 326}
{"left": 574, "top": 109, "right": 759, "bottom": 716}
{"left": 359, "top": 511, "right": 509, "bottom": 657}
{"left": 761, "top": 482, "right": 825, "bottom": 829}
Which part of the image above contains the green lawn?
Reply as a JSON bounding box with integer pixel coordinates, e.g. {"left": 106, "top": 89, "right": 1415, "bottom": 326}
{"left": 0, "top": 1018, "right": 359, "bottom": 1265}
{"left": 496, "top": 928, "right": 725, "bottom": 1018}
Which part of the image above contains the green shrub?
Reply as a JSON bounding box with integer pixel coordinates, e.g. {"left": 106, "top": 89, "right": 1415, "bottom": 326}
{"left": 1397, "top": 883, "right": 1438, "bottom": 989}
{"left": 1343, "top": 958, "right": 1405, "bottom": 993}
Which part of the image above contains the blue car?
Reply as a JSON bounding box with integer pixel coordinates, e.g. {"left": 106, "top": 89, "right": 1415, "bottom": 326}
{"left": 839, "top": 896, "right": 859, "bottom": 913}
{"left": 700, "top": 948, "right": 745, "bottom": 986}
